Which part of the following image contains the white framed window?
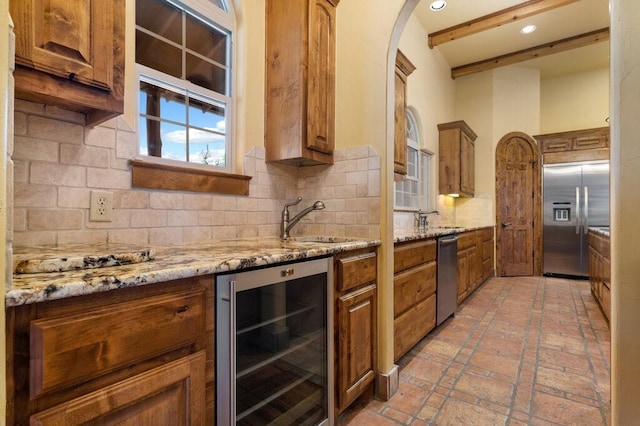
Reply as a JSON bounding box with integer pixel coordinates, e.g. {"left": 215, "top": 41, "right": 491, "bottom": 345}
{"left": 135, "top": 0, "right": 234, "bottom": 171}
{"left": 395, "top": 110, "right": 431, "bottom": 210}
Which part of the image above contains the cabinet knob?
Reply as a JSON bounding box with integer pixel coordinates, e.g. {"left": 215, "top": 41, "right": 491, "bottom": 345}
{"left": 501, "top": 222, "right": 511, "bottom": 228}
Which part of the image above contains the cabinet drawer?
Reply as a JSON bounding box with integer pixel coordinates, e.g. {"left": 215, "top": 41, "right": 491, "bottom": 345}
{"left": 394, "top": 262, "right": 436, "bottom": 317}
{"left": 574, "top": 134, "right": 608, "bottom": 150}
{"left": 30, "top": 351, "right": 206, "bottom": 425}
{"left": 30, "top": 289, "right": 205, "bottom": 398}
{"left": 394, "top": 239, "right": 436, "bottom": 274}
{"left": 337, "top": 251, "right": 377, "bottom": 292}
{"left": 541, "top": 138, "right": 572, "bottom": 153}
{"left": 457, "top": 231, "right": 476, "bottom": 250}
{"left": 394, "top": 294, "right": 436, "bottom": 361}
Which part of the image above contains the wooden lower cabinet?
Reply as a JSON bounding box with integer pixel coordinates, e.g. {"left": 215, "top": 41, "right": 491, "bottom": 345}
{"left": 589, "top": 230, "right": 611, "bottom": 324}
{"left": 393, "top": 238, "right": 437, "bottom": 361}
{"left": 457, "top": 228, "right": 495, "bottom": 304}
{"left": 30, "top": 351, "right": 206, "bottom": 425}
{"left": 334, "top": 247, "right": 378, "bottom": 415}
{"left": 6, "top": 276, "right": 213, "bottom": 425}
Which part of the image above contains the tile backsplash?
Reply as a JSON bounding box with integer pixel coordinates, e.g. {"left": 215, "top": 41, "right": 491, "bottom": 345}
{"left": 12, "top": 100, "right": 381, "bottom": 248}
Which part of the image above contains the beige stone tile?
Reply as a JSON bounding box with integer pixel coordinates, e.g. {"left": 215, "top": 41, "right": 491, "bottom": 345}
{"left": 29, "top": 162, "right": 87, "bottom": 187}
{"left": 28, "top": 115, "right": 84, "bottom": 143}
{"left": 149, "top": 193, "right": 184, "bottom": 210}
{"left": 13, "top": 136, "right": 59, "bottom": 162}
{"left": 14, "top": 183, "right": 57, "bottom": 208}
{"left": 60, "top": 144, "right": 110, "bottom": 168}
{"left": 87, "top": 167, "right": 131, "bottom": 190}
{"left": 28, "top": 209, "right": 82, "bottom": 230}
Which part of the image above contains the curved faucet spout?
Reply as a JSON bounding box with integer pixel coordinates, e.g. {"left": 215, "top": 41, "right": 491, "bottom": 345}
{"left": 280, "top": 199, "right": 325, "bottom": 240}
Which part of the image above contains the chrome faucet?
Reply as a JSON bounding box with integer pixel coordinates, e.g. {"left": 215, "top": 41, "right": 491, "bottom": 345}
{"left": 415, "top": 209, "right": 439, "bottom": 231}
{"left": 281, "top": 197, "right": 326, "bottom": 240}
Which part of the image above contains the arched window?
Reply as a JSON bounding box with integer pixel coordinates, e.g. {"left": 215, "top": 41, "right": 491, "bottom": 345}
{"left": 135, "top": 0, "right": 234, "bottom": 171}
{"left": 395, "top": 109, "right": 431, "bottom": 210}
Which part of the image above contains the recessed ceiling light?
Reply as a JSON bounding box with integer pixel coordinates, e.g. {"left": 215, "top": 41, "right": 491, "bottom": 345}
{"left": 430, "top": 0, "right": 447, "bottom": 11}
{"left": 520, "top": 25, "right": 537, "bottom": 34}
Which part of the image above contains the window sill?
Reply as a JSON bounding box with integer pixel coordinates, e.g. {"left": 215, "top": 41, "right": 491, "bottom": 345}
{"left": 130, "top": 159, "right": 251, "bottom": 196}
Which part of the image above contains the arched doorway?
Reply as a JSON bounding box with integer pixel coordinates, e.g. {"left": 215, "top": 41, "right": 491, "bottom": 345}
{"left": 495, "top": 132, "right": 541, "bottom": 276}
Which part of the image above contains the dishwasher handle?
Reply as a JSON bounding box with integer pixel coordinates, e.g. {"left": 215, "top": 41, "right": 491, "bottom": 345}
{"left": 439, "top": 235, "right": 458, "bottom": 245}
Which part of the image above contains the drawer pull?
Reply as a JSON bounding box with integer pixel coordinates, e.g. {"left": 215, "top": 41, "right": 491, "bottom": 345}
{"left": 176, "top": 305, "right": 190, "bottom": 313}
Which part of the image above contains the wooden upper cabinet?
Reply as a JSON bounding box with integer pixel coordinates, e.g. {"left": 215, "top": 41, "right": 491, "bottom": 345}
{"left": 535, "top": 127, "right": 610, "bottom": 164}
{"left": 394, "top": 50, "right": 416, "bottom": 177}
{"left": 438, "top": 120, "right": 477, "bottom": 197}
{"left": 10, "top": 0, "right": 125, "bottom": 126}
{"left": 265, "top": 0, "right": 339, "bottom": 166}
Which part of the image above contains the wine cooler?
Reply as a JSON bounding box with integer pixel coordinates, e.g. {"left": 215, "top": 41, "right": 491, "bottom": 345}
{"left": 216, "top": 257, "right": 334, "bottom": 425}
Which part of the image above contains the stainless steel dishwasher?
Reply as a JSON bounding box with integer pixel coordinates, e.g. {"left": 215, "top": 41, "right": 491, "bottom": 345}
{"left": 437, "top": 234, "right": 458, "bottom": 326}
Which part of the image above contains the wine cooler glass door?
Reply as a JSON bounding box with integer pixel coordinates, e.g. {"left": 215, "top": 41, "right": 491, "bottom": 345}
{"left": 216, "top": 257, "right": 333, "bottom": 425}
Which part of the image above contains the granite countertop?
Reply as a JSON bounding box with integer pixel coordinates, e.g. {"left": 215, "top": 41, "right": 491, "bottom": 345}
{"left": 589, "top": 226, "right": 610, "bottom": 237}
{"left": 8, "top": 236, "right": 380, "bottom": 307}
{"left": 394, "top": 225, "right": 495, "bottom": 244}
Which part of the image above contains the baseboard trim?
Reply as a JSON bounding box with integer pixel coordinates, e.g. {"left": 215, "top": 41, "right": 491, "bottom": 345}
{"left": 376, "top": 364, "right": 399, "bottom": 401}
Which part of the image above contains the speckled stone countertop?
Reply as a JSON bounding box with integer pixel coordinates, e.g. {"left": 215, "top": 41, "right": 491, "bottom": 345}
{"left": 589, "top": 226, "right": 610, "bottom": 237}
{"left": 8, "top": 236, "right": 380, "bottom": 307}
{"left": 394, "top": 225, "right": 495, "bottom": 244}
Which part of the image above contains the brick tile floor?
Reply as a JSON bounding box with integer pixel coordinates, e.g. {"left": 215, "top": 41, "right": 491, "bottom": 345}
{"left": 339, "top": 276, "right": 611, "bottom": 425}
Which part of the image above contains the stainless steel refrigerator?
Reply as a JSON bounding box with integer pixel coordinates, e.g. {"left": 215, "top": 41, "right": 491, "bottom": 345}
{"left": 542, "top": 161, "right": 609, "bottom": 277}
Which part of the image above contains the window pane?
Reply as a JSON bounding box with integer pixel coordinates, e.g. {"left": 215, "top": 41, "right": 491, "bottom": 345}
{"left": 136, "top": 31, "right": 182, "bottom": 79}
{"left": 160, "top": 122, "right": 188, "bottom": 161}
{"left": 140, "top": 81, "right": 187, "bottom": 124}
{"left": 189, "top": 128, "right": 226, "bottom": 166}
{"left": 186, "top": 53, "right": 226, "bottom": 94}
{"left": 186, "top": 14, "right": 227, "bottom": 65}
{"left": 136, "top": 0, "right": 182, "bottom": 44}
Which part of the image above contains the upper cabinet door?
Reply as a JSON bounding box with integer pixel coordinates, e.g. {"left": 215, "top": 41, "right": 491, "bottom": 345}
{"left": 265, "top": 0, "right": 339, "bottom": 166}
{"left": 307, "top": 0, "right": 336, "bottom": 155}
{"left": 438, "top": 120, "right": 477, "bottom": 198}
{"left": 13, "top": 0, "right": 114, "bottom": 91}
{"left": 10, "top": 0, "right": 125, "bottom": 126}
{"left": 393, "top": 50, "right": 416, "bottom": 177}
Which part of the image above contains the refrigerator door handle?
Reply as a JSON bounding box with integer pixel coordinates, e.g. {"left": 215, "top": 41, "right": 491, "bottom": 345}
{"left": 575, "top": 186, "right": 581, "bottom": 234}
{"left": 584, "top": 186, "right": 589, "bottom": 234}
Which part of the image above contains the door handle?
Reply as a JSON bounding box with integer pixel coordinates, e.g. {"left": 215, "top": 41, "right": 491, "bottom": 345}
{"left": 584, "top": 186, "right": 589, "bottom": 235}
{"left": 575, "top": 186, "right": 581, "bottom": 234}
{"left": 501, "top": 222, "right": 511, "bottom": 228}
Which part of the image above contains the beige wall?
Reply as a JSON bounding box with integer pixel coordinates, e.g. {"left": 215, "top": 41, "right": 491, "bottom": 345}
{"left": 399, "top": 12, "right": 455, "bottom": 210}
{"left": 610, "top": 0, "right": 640, "bottom": 421}
{"left": 541, "top": 67, "right": 610, "bottom": 134}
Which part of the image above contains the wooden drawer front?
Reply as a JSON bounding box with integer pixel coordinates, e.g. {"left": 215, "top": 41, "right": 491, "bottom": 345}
{"left": 479, "top": 227, "right": 493, "bottom": 242}
{"left": 574, "top": 134, "right": 608, "bottom": 150}
{"left": 30, "top": 351, "right": 206, "bottom": 425}
{"left": 393, "top": 262, "right": 436, "bottom": 317}
{"left": 337, "top": 251, "right": 377, "bottom": 292}
{"left": 394, "top": 294, "right": 436, "bottom": 361}
{"left": 541, "top": 138, "right": 571, "bottom": 153}
{"left": 30, "top": 290, "right": 205, "bottom": 398}
{"left": 394, "top": 239, "right": 436, "bottom": 274}
{"left": 457, "top": 231, "right": 476, "bottom": 250}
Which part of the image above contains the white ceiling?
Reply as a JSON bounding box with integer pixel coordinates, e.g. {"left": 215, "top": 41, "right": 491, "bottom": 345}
{"left": 412, "top": 0, "right": 610, "bottom": 79}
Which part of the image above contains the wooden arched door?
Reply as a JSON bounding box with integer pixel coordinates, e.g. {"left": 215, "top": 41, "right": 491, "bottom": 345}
{"left": 495, "top": 132, "right": 541, "bottom": 276}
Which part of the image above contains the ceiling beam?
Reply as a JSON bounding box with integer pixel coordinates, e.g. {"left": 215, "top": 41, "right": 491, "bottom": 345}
{"left": 428, "top": 0, "right": 580, "bottom": 48}
{"left": 450, "top": 27, "right": 609, "bottom": 79}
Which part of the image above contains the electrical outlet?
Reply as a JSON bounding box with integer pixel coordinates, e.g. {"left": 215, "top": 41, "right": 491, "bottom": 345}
{"left": 89, "top": 190, "right": 113, "bottom": 222}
